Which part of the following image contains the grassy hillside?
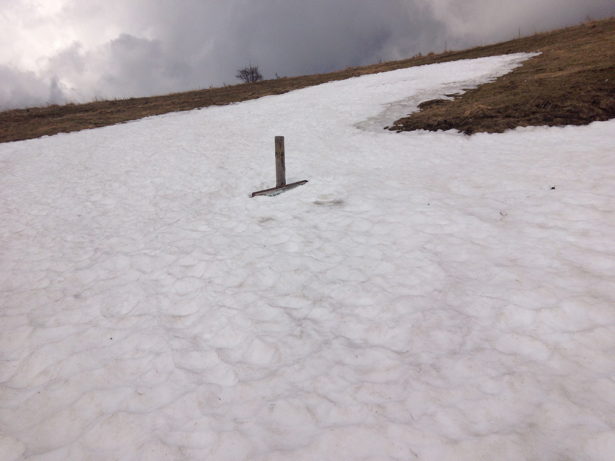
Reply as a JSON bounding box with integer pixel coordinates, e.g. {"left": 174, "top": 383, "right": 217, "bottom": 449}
{"left": 391, "top": 17, "right": 615, "bottom": 134}
{"left": 1, "top": 17, "right": 613, "bottom": 143}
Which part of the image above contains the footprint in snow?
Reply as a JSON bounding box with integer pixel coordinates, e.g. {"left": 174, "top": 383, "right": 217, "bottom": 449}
{"left": 313, "top": 195, "right": 345, "bottom": 207}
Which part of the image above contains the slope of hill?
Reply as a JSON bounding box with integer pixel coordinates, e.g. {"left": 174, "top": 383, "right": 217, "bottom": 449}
{"left": 390, "top": 17, "right": 615, "bottom": 134}
{"left": 0, "top": 17, "right": 613, "bottom": 144}
{"left": 1, "top": 51, "right": 614, "bottom": 460}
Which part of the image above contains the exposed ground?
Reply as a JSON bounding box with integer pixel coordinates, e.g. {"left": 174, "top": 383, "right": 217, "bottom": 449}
{"left": 0, "top": 17, "right": 613, "bottom": 143}
{"left": 391, "top": 17, "right": 615, "bottom": 134}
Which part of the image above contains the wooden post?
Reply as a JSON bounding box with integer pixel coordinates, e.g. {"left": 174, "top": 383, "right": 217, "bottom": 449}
{"left": 251, "top": 136, "right": 307, "bottom": 197}
{"left": 275, "top": 136, "right": 286, "bottom": 187}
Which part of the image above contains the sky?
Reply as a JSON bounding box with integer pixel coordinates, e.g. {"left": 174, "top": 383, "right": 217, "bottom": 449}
{"left": 1, "top": 0, "right": 614, "bottom": 110}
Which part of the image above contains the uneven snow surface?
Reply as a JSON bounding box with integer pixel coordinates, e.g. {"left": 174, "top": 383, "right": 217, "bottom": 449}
{"left": 1, "top": 54, "right": 615, "bottom": 460}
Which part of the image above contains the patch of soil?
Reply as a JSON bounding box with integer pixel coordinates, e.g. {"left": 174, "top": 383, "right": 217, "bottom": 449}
{"left": 390, "top": 18, "right": 615, "bottom": 134}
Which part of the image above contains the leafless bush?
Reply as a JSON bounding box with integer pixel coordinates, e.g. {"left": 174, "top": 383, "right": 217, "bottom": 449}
{"left": 236, "top": 65, "right": 263, "bottom": 83}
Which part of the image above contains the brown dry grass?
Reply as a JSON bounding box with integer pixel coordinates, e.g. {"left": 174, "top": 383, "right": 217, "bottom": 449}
{"left": 391, "top": 18, "right": 615, "bottom": 134}
{"left": 1, "top": 17, "right": 613, "bottom": 143}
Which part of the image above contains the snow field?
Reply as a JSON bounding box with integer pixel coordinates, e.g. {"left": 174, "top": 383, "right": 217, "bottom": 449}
{"left": 1, "top": 53, "right": 615, "bottom": 460}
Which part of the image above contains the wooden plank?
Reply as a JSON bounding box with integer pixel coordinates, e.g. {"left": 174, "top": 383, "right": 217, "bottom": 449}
{"left": 251, "top": 136, "right": 307, "bottom": 197}
{"left": 275, "top": 136, "right": 286, "bottom": 187}
{"left": 251, "top": 180, "right": 308, "bottom": 197}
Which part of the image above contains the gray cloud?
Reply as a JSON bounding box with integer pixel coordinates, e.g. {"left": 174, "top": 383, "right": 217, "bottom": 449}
{"left": 0, "top": 66, "right": 66, "bottom": 110}
{"left": 1, "top": 0, "right": 614, "bottom": 110}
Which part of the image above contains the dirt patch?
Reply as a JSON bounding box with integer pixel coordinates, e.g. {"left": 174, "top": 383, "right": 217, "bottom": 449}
{"left": 390, "top": 18, "right": 615, "bottom": 134}
{"left": 1, "top": 18, "right": 614, "bottom": 143}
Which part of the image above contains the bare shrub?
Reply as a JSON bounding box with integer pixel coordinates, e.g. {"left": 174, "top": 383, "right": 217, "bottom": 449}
{"left": 236, "top": 65, "right": 263, "bottom": 83}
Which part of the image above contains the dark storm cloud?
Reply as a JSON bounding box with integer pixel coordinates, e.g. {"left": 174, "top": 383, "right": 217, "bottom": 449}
{"left": 1, "top": 0, "right": 614, "bottom": 110}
